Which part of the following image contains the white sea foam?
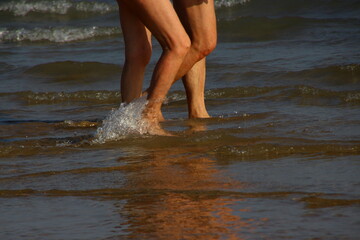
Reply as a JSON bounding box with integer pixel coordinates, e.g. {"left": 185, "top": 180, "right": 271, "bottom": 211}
{"left": 93, "top": 96, "right": 151, "bottom": 143}
{"left": 0, "top": 0, "right": 244, "bottom": 16}
{"left": 214, "top": 0, "right": 250, "bottom": 8}
{"left": 0, "top": 26, "right": 119, "bottom": 43}
{"left": 0, "top": 0, "right": 116, "bottom": 16}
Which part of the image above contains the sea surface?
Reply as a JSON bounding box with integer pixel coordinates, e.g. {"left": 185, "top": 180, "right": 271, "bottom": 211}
{"left": 1, "top": 0, "right": 360, "bottom": 239}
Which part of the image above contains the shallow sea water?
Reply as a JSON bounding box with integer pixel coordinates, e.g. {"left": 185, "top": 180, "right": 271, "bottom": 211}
{"left": 1, "top": 0, "right": 360, "bottom": 239}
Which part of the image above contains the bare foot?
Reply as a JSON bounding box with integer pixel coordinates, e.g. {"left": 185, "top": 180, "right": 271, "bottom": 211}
{"left": 142, "top": 107, "right": 172, "bottom": 136}
{"left": 188, "top": 100, "right": 211, "bottom": 119}
{"left": 141, "top": 91, "right": 165, "bottom": 122}
{"left": 189, "top": 109, "right": 211, "bottom": 119}
{"left": 147, "top": 123, "right": 173, "bottom": 136}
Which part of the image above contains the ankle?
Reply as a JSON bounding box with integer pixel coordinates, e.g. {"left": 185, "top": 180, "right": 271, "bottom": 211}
{"left": 189, "top": 108, "right": 210, "bottom": 119}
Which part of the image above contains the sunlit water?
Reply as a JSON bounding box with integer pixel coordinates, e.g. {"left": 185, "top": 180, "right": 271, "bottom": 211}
{"left": 1, "top": 0, "right": 360, "bottom": 239}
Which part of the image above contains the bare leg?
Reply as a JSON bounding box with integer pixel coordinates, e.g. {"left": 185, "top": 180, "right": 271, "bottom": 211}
{"left": 119, "top": 0, "right": 190, "bottom": 134}
{"left": 118, "top": 2, "right": 152, "bottom": 103}
{"left": 182, "top": 58, "right": 210, "bottom": 118}
{"left": 174, "top": 0, "right": 217, "bottom": 118}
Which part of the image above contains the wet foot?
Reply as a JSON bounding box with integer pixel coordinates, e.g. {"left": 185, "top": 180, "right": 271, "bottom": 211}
{"left": 189, "top": 110, "right": 211, "bottom": 119}
{"left": 147, "top": 124, "right": 173, "bottom": 136}
{"left": 142, "top": 107, "right": 172, "bottom": 136}
{"left": 142, "top": 91, "right": 165, "bottom": 122}
{"left": 188, "top": 103, "right": 211, "bottom": 119}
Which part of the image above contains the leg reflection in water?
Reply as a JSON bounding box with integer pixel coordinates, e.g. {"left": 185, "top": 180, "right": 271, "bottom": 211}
{"left": 112, "top": 146, "right": 258, "bottom": 239}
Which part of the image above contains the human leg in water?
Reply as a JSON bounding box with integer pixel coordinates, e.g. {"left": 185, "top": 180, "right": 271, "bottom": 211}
{"left": 117, "top": 0, "right": 190, "bottom": 135}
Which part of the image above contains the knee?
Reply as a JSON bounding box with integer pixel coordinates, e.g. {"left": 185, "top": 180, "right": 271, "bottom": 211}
{"left": 125, "top": 44, "right": 152, "bottom": 67}
{"left": 192, "top": 36, "right": 217, "bottom": 60}
{"left": 166, "top": 34, "right": 191, "bottom": 58}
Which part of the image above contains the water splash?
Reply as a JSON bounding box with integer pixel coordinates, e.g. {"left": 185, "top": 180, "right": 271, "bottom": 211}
{"left": 93, "top": 96, "right": 150, "bottom": 143}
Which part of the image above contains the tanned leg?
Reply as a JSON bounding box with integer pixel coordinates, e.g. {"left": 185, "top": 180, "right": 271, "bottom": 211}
{"left": 174, "top": 0, "right": 217, "bottom": 118}
{"left": 182, "top": 58, "right": 210, "bottom": 118}
{"left": 117, "top": 2, "right": 152, "bottom": 103}
{"left": 119, "top": 0, "right": 190, "bottom": 134}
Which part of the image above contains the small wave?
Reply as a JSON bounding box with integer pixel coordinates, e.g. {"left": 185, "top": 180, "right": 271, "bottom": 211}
{"left": 287, "top": 64, "right": 360, "bottom": 83}
{"left": 2, "top": 90, "right": 188, "bottom": 105}
{"left": 0, "top": 62, "right": 15, "bottom": 74}
{"left": 215, "top": 0, "right": 250, "bottom": 8}
{"left": 24, "top": 61, "right": 121, "bottom": 81}
{"left": 218, "top": 16, "right": 308, "bottom": 41}
{"left": 94, "top": 97, "right": 151, "bottom": 143}
{"left": 0, "top": 135, "right": 93, "bottom": 158}
{"left": 252, "top": 64, "right": 360, "bottom": 86}
{"left": 0, "top": 90, "right": 120, "bottom": 104}
{"left": 0, "top": 26, "right": 120, "bottom": 43}
{"left": 3, "top": 86, "right": 280, "bottom": 105}
{"left": 3, "top": 83, "right": 359, "bottom": 106}
{"left": 239, "top": 64, "right": 360, "bottom": 88}
{"left": 202, "top": 84, "right": 360, "bottom": 105}
{"left": 59, "top": 120, "right": 98, "bottom": 128}
{"left": 215, "top": 142, "right": 360, "bottom": 161}
{"left": 0, "top": 0, "right": 116, "bottom": 16}
{"left": 205, "top": 86, "right": 284, "bottom": 98}
{"left": 217, "top": 16, "right": 359, "bottom": 42}
{"left": 0, "top": 0, "right": 247, "bottom": 16}
{"left": 295, "top": 86, "right": 360, "bottom": 104}
{"left": 165, "top": 91, "right": 187, "bottom": 103}
{"left": 220, "top": 0, "right": 360, "bottom": 19}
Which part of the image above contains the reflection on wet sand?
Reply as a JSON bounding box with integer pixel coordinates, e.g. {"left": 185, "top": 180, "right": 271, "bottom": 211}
{"left": 186, "top": 119, "right": 208, "bottom": 133}
{"left": 114, "top": 147, "right": 256, "bottom": 239}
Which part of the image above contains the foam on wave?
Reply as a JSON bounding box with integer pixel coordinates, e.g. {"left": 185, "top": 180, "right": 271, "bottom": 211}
{"left": 0, "top": 0, "right": 116, "bottom": 16}
{"left": 214, "top": 0, "right": 250, "bottom": 8}
{"left": 0, "top": 0, "right": 248, "bottom": 17}
{"left": 0, "top": 26, "right": 120, "bottom": 43}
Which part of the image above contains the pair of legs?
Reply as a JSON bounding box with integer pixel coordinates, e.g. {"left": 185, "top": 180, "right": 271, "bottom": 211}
{"left": 117, "top": 0, "right": 216, "bottom": 129}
